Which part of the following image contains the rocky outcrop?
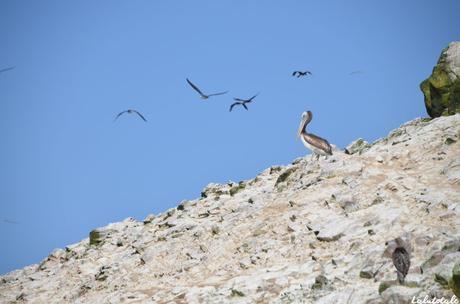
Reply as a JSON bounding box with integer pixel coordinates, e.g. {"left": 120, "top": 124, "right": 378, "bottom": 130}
{"left": 1, "top": 114, "right": 460, "bottom": 303}
{"left": 421, "top": 41, "right": 460, "bottom": 118}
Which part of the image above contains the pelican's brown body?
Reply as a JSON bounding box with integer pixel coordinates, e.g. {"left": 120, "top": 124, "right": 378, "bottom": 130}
{"left": 298, "top": 111, "right": 332, "bottom": 158}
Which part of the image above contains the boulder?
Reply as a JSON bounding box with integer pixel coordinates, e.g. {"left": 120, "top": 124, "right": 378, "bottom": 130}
{"left": 452, "top": 261, "right": 460, "bottom": 298}
{"left": 420, "top": 42, "right": 460, "bottom": 117}
{"left": 345, "top": 138, "right": 371, "bottom": 155}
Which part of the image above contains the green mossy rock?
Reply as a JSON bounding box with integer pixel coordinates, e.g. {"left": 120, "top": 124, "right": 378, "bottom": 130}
{"left": 452, "top": 261, "right": 460, "bottom": 298}
{"left": 89, "top": 228, "right": 116, "bottom": 246}
{"left": 421, "top": 42, "right": 460, "bottom": 118}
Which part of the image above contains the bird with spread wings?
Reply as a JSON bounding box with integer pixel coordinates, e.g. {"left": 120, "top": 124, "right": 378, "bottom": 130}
{"left": 292, "top": 70, "right": 312, "bottom": 78}
{"left": 186, "top": 78, "right": 228, "bottom": 99}
{"left": 114, "top": 109, "right": 147, "bottom": 122}
{"left": 229, "top": 93, "right": 259, "bottom": 112}
{"left": 0, "top": 66, "right": 15, "bottom": 74}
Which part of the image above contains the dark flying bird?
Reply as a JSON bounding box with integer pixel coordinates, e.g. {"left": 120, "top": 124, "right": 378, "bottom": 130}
{"left": 349, "top": 70, "right": 365, "bottom": 76}
{"left": 0, "top": 66, "right": 15, "bottom": 74}
{"left": 186, "top": 78, "right": 228, "bottom": 100}
{"left": 297, "top": 111, "right": 332, "bottom": 160}
{"left": 229, "top": 93, "right": 258, "bottom": 112}
{"left": 3, "top": 219, "right": 19, "bottom": 225}
{"left": 389, "top": 238, "right": 411, "bottom": 284}
{"left": 114, "top": 109, "right": 147, "bottom": 122}
{"left": 292, "top": 70, "right": 312, "bottom": 78}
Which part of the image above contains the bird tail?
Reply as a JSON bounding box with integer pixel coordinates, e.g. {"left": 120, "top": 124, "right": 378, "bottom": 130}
{"left": 397, "top": 271, "right": 405, "bottom": 284}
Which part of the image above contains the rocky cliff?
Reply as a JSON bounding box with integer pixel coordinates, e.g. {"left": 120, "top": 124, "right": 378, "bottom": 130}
{"left": 1, "top": 114, "right": 460, "bottom": 304}
{"left": 421, "top": 41, "right": 460, "bottom": 118}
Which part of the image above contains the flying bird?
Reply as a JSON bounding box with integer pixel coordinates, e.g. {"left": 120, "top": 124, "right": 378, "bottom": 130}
{"left": 297, "top": 111, "right": 332, "bottom": 160}
{"left": 114, "top": 109, "right": 147, "bottom": 122}
{"left": 0, "top": 66, "right": 15, "bottom": 74}
{"left": 388, "top": 238, "right": 411, "bottom": 284}
{"left": 186, "top": 78, "right": 228, "bottom": 99}
{"left": 3, "top": 219, "right": 19, "bottom": 225}
{"left": 229, "top": 93, "right": 258, "bottom": 112}
{"left": 349, "top": 70, "right": 364, "bottom": 76}
{"left": 292, "top": 70, "right": 312, "bottom": 78}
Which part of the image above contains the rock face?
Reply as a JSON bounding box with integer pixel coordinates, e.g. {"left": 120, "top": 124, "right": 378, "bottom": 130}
{"left": 1, "top": 114, "right": 460, "bottom": 303}
{"left": 421, "top": 42, "right": 460, "bottom": 118}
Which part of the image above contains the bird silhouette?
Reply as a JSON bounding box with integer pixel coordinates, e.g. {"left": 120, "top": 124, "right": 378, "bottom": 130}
{"left": 292, "top": 70, "right": 312, "bottom": 78}
{"left": 114, "top": 109, "right": 147, "bottom": 122}
{"left": 392, "top": 243, "right": 410, "bottom": 284}
{"left": 229, "top": 93, "right": 258, "bottom": 112}
{"left": 349, "top": 70, "right": 364, "bottom": 76}
{"left": 186, "top": 78, "right": 228, "bottom": 99}
{"left": 386, "top": 237, "right": 411, "bottom": 284}
{"left": 0, "top": 66, "right": 15, "bottom": 74}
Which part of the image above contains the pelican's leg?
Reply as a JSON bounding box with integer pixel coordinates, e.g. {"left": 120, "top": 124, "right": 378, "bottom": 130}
{"left": 316, "top": 154, "right": 320, "bottom": 161}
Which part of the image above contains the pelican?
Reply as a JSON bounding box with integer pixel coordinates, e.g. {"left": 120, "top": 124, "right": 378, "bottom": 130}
{"left": 114, "top": 109, "right": 147, "bottom": 122}
{"left": 229, "top": 93, "right": 258, "bottom": 112}
{"left": 297, "top": 111, "right": 332, "bottom": 160}
{"left": 186, "top": 78, "right": 228, "bottom": 100}
{"left": 292, "top": 70, "right": 312, "bottom": 78}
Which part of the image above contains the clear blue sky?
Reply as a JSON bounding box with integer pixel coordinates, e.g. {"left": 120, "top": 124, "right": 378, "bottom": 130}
{"left": 0, "top": 1, "right": 458, "bottom": 274}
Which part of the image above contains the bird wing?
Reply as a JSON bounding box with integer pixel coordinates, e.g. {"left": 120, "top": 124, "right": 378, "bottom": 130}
{"left": 243, "top": 103, "right": 248, "bottom": 110}
{"left": 186, "top": 78, "right": 206, "bottom": 97}
{"left": 292, "top": 71, "right": 298, "bottom": 76}
{"left": 233, "top": 97, "right": 245, "bottom": 102}
{"left": 247, "top": 93, "right": 259, "bottom": 102}
{"left": 302, "top": 133, "right": 332, "bottom": 155}
{"left": 114, "top": 110, "right": 128, "bottom": 121}
{"left": 207, "top": 91, "right": 228, "bottom": 97}
{"left": 133, "top": 110, "right": 147, "bottom": 122}
{"left": 0, "top": 67, "right": 15, "bottom": 74}
{"left": 229, "top": 102, "right": 239, "bottom": 112}
{"left": 306, "top": 71, "right": 312, "bottom": 75}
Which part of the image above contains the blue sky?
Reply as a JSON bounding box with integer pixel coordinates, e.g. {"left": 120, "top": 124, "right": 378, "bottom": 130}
{"left": 0, "top": 1, "right": 459, "bottom": 274}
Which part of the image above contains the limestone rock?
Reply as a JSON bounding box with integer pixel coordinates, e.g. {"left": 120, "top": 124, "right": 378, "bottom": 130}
{"left": 345, "top": 138, "right": 371, "bottom": 155}
{"left": 420, "top": 41, "right": 460, "bottom": 117}
{"left": 381, "top": 286, "right": 422, "bottom": 304}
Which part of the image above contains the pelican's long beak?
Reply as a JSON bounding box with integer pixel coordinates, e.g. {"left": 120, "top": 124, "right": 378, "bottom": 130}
{"left": 297, "top": 116, "right": 306, "bottom": 138}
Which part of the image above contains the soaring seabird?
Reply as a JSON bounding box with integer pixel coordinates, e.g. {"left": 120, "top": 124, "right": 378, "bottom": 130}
{"left": 297, "top": 111, "right": 332, "bottom": 159}
{"left": 114, "top": 109, "right": 147, "bottom": 122}
{"left": 0, "top": 66, "right": 15, "bottom": 74}
{"left": 229, "top": 93, "right": 258, "bottom": 112}
{"left": 292, "top": 70, "right": 312, "bottom": 78}
{"left": 387, "top": 238, "right": 411, "bottom": 284}
{"left": 186, "top": 78, "right": 228, "bottom": 99}
{"left": 349, "top": 70, "right": 364, "bottom": 76}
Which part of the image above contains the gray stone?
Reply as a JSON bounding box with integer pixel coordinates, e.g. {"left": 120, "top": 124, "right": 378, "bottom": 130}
{"left": 381, "top": 286, "right": 421, "bottom": 304}
{"left": 345, "top": 138, "right": 371, "bottom": 155}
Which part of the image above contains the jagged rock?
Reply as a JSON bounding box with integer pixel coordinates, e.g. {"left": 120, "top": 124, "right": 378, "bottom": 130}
{"left": 89, "top": 228, "right": 117, "bottom": 246}
{"left": 434, "top": 252, "right": 460, "bottom": 287}
{"left": 452, "top": 261, "right": 460, "bottom": 298}
{"left": 441, "top": 157, "right": 460, "bottom": 185}
{"left": 142, "top": 213, "right": 155, "bottom": 224}
{"left": 345, "top": 138, "right": 371, "bottom": 155}
{"left": 421, "top": 42, "right": 460, "bottom": 117}
{"left": 0, "top": 114, "right": 459, "bottom": 303}
{"left": 381, "top": 286, "right": 422, "bottom": 304}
